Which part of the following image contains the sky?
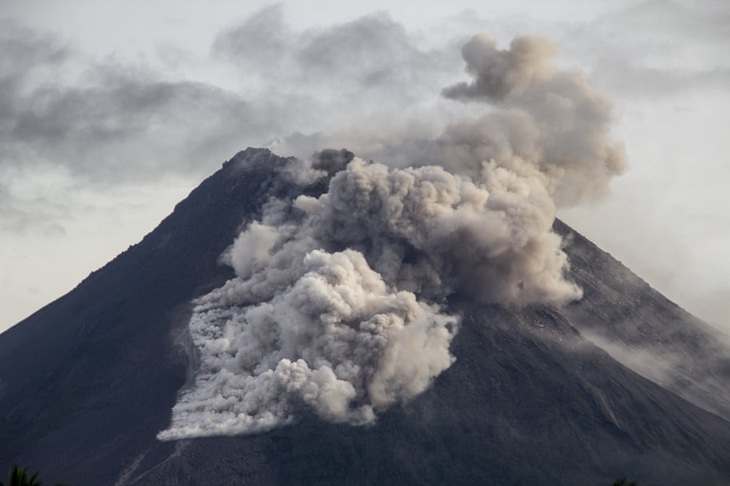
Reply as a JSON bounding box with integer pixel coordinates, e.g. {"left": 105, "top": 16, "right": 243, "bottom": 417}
{"left": 1, "top": 0, "right": 729, "bottom": 333}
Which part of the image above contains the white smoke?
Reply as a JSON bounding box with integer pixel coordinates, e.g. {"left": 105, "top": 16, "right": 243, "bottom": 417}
{"left": 299, "top": 159, "right": 580, "bottom": 305}
{"left": 159, "top": 34, "right": 625, "bottom": 439}
{"left": 158, "top": 247, "right": 457, "bottom": 438}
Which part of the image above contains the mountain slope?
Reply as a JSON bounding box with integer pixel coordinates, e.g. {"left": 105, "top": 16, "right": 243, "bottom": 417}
{"left": 1, "top": 148, "right": 729, "bottom": 485}
{"left": 556, "top": 219, "right": 730, "bottom": 422}
{"left": 0, "top": 149, "right": 294, "bottom": 484}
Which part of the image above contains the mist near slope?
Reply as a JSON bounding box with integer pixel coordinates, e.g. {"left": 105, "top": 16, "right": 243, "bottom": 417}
{"left": 158, "top": 33, "right": 625, "bottom": 439}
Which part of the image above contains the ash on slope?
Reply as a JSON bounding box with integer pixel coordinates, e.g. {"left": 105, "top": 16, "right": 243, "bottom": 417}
{"left": 159, "top": 34, "right": 624, "bottom": 439}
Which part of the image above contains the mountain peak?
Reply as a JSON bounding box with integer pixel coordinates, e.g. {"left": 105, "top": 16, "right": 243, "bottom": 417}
{"left": 1, "top": 149, "right": 729, "bottom": 485}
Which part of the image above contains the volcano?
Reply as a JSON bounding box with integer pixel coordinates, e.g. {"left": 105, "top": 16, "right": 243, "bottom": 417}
{"left": 0, "top": 148, "right": 729, "bottom": 486}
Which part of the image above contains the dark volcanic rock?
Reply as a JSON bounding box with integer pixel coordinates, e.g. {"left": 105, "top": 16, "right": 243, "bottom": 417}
{"left": 556, "top": 219, "right": 730, "bottom": 422}
{"left": 1, "top": 149, "right": 729, "bottom": 486}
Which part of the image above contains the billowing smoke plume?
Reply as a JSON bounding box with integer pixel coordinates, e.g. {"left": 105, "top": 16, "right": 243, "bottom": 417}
{"left": 158, "top": 246, "right": 457, "bottom": 437}
{"left": 158, "top": 34, "right": 625, "bottom": 439}
{"left": 439, "top": 34, "right": 626, "bottom": 207}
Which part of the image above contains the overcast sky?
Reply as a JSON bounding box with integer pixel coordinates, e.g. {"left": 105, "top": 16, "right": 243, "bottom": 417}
{"left": 1, "top": 0, "right": 729, "bottom": 333}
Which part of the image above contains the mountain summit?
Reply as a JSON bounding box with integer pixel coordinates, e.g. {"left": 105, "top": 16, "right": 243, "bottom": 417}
{"left": 1, "top": 148, "right": 729, "bottom": 486}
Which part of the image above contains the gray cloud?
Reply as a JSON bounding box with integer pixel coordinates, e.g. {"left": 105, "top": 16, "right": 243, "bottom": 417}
{"left": 0, "top": 19, "right": 291, "bottom": 187}
{"left": 1, "top": 71, "right": 262, "bottom": 182}
{"left": 0, "top": 19, "right": 71, "bottom": 84}
{"left": 212, "top": 5, "right": 293, "bottom": 70}
{"left": 212, "top": 6, "right": 459, "bottom": 101}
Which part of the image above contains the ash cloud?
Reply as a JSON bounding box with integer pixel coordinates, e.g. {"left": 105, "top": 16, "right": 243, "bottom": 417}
{"left": 108, "top": 27, "right": 629, "bottom": 438}
{"left": 159, "top": 33, "right": 626, "bottom": 439}
{"left": 158, "top": 155, "right": 576, "bottom": 439}
{"left": 158, "top": 248, "right": 457, "bottom": 438}
{"left": 440, "top": 34, "right": 626, "bottom": 206}
{"left": 299, "top": 159, "right": 580, "bottom": 305}
{"left": 0, "top": 19, "right": 285, "bottom": 185}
